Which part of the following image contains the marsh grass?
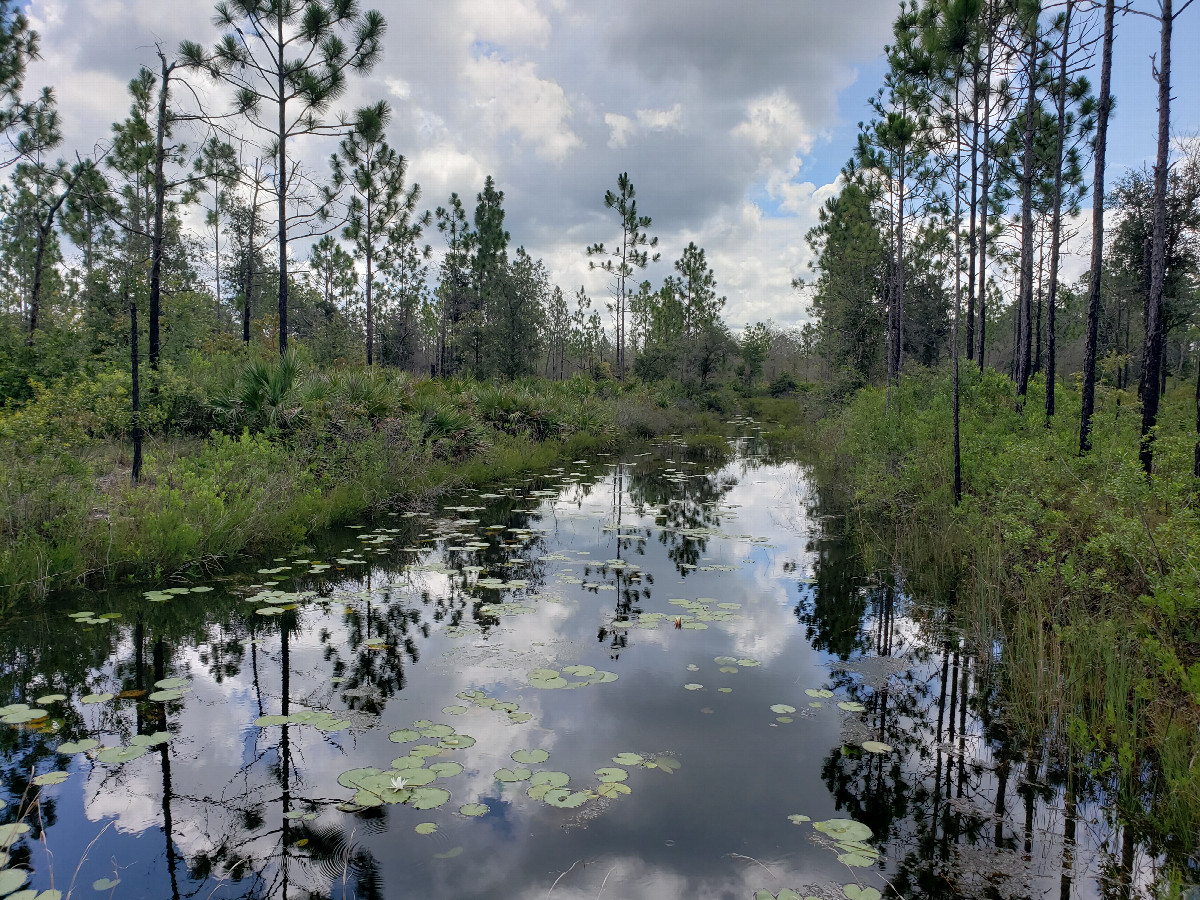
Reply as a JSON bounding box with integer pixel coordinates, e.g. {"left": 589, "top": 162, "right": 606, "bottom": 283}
{"left": 827, "top": 365, "right": 1200, "bottom": 868}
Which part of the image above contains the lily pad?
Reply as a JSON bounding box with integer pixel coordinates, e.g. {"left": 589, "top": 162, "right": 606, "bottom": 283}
{"left": 787, "top": 814, "right": 811, "bottom": 824}
{"left": 861, "top": 741, "right": 892, "bottom": 754}
{"left": 683, "top": 683, "right": 704, "bottom": 691}
{"left": 837, "top": 701, "right": 866, "bottom": 712}
{"left": 408, "top": 787, "right": 451, "bottom": 810}
{"left": 414, "top": 823, "right": 437, "bottom": 835}
{"left": 433, "top": 846, "right": 463, "bottom": 859}
{"left": 770, "top": 704, "right": 797, "bottom": 714}
{"left": 129, "top": 732, "right": 170, "bottom": 747}
{"left": 0, "top": 709, "right": 48, "bottom": 724}
{"left": 459, "top": 803, "right": 488, "bottom": 817}
{"left": 147, "top": 689, "right": 185, "bottom": 702}
{"left": 428, "top": 761, "right": 464, "bottom": 778}
{"left": 594, "top": 767, "right": 627, "bottom": 783}
{"left": 92, "top": 878, "right": 119, "bottom": 891}
{"left": 842, "top": 887, "right": 881, "bottom": 900}
{"left": 814, "top": 819, "right": 873, "bottom": 842}
{"left": 494, "top": 767, "right": 532, "bottom": 782}
{"left": 0, "top": 871, "right": 27, "bottom": 895}
{"left": 511, "top": 748, "right": 548, "bottom": 765}
{"left": 596, "top": 781, "right": 632, "bottom": 798}
{"left": 441, "top": 705, "right": 468, "bottom": 715}
{"left": 529, "top": 770, "right": 569, "bottom": 788}
{"left": 58, "top": 739, "right": 98, "bottom": 754}
{"left": 647, "top": 755, "right": 681, "bottom": 773}
{"left": 153, "top": 678, "right": 188, "bottom": 690}
{"left": 542, "top": 789, "right": 590, "bottom": 809}
{"left": 34, "top": 695, "right": 66, "bottom": 705}
{"left": 612, "top": 752, "right": 643, "bottom": 766}
{"left": 804, "top": 689, "right": 834, "bottom": 698}
{"left": 0, "top": 826, "right": 30, "bottom": 853}
{"left": 838, "top": 852, "right": 876, "bottom": 867}
{"left": 96, "top": 745, "right": 148, "bottom": 764}
{"left": 389, "top": 728, "right": 421, "bottom": 743}
{"left": 31, "top": 771, "right": 69, "bottom": 786}
{"left": 439, "top": 734, "right": 475, "bottom": 749}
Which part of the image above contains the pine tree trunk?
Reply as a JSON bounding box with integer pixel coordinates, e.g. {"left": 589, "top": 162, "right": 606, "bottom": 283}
{"left": 1016, "top": 26, "right": 1040, "bottom": 401}
{"left": 1139, "top": 0, "right": 1172, "bottom": 475}
{"left": 1046, "top": 2, "right": 1072, "bottom": 420}
{"left": 276, "top": 18, "right": 289, "bottom": 356}
{"left": 149, "top": 55, "right": 172, "bottom": 372}
{"left": 967, "top": 115, "right": 979, "bottom": 361}
{"left": 131, "top": 287, "right": 142, "bottom": 484}
{"left": 977, "top": 32, "right": 994, "bottom": 370}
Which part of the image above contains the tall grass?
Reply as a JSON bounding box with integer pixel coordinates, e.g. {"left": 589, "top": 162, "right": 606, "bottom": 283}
{"left": 824, "top": 365, "right": 1200, "bottom": 857}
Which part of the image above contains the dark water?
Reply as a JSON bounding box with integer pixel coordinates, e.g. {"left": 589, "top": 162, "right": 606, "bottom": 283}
{"left": 0, "top": 438, "right": 1172, "bottom": 899}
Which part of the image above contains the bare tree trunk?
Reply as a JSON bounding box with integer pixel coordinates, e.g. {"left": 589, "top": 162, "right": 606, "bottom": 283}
{"left": 977, "top": 27, "right": 995, "bottom": 370}
{"left": 276, "top": 17, "right": 289, "bottom": 356}
{"left": 149, "top": 53, "right": 175, "bottom": 372}
{"left": 1016, "top": 22, "right": 1040, "bottom": 401}
{"left": 967, "top": 115, "right": 979, "bottom": 361}
{"left": 1046, "top": 1, "right": 1073, "bottom": 420}
{"left": 1139, "top": 0, "right": 1173, "bottom": 475}
{"left": 952, "top": 78, "right": 963, "bottom": 506}
{"left": 131, "top": 287, "right": 142, "bottom": 484}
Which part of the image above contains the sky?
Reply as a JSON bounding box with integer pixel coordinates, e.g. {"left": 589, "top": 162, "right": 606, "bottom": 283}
{"left": 18, "top": 0, "right": 1200, "bottom": 331}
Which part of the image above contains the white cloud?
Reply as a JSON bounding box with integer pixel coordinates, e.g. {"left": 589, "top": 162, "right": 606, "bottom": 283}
{"left": 385, "top": 77, "right": 412, "bottom": 100}
{"left": 733, "top": 90, "right": 815, "bottom": 166}
{"left": 462, "top": 54, "right": 582, "bottom": 162}
{"left": 636, "top": 103, "right": 682, "bottom": 131}
{"left": 458, "top": 0, "right": 552, "bottom": 49}
{"left": 604, "top": 113, "right": 635, "bottom": 149}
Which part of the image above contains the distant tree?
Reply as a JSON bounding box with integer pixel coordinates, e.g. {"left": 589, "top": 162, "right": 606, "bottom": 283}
{"left": 737, "top": 321, "right": 772, "bottom": 388}
{"left": 182, "top": 0, "right": 386, "bottom": 355}
{"left": 587, "top": 172, "right": 659, "bottom": 379}
{"left": 328, "top": 101, "right": 425, "bottom": 365}
{"left": 193, "top": 136, "right": 239, "bottom": 321}
{"left": 433, "top": 193, "right": 472, "bottom": 375}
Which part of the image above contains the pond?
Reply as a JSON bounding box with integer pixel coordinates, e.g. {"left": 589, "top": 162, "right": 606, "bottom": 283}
{"left": 0, "top": 433, "right": 1170, "bottom": 899}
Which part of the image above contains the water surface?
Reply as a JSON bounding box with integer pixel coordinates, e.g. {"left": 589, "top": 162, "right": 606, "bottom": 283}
{"left": 0, "top": 437, "right": 1161, "bottom": 899}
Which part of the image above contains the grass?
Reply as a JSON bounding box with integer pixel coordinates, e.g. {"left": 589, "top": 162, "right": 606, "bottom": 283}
{"left": 820, "top": 364, "right": 1200, "bottom": 869}
{"left": 0, "top": 354, "right": 706, "bottom": 609}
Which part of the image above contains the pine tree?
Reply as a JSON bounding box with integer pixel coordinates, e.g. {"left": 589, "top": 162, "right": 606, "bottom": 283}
{"left": 181, "top": 0, "right": 386, "bottom": 355}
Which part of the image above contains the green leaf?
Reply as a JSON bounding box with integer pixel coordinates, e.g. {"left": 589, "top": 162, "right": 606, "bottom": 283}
{"left": 91, "top": 878, "right": 119, "bottom": 891}
{"left": 0, "top": 868, "right": 28, "bottom": 895}
{"left": 0, "top": 824, "right": 30, "bottom": 848}
{"left": 459, "top": 803, "right": 488, "bottom": 817}
{"left": 58, "top": 739, "right": 98, "bottom": 754}
{"left": 594, "top": 767, "right": 627, "bottom": 783}
{"left": 414, "top": 822, "right": 437, "bottom": 835}
{"left": 842, "top": 887, "right": 881, "bottom": 900}
{"left": 31, "top": 772, "right": 68, "bottom": 786}
{"left": 860, "top": 741, "right": 892, "bottom": 754}
{"left": 511, "top": 748, "right": 548, "bottom": 765}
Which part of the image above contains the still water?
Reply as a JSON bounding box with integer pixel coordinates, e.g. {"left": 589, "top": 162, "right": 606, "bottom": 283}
{"left": 0, "top": 437, "right": 1160, "bottom": 899}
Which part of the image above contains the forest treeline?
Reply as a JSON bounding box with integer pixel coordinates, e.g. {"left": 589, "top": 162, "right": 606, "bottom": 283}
{"left": 0, "top": 0, "right": 809, "bottom": 481}
{"left": 804, "top": 0, "right": 1197, "bottom": 491}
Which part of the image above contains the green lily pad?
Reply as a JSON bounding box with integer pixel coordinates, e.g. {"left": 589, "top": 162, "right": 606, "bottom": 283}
{"left": 34, "top": 695, "right": 66, "bottom": 705}
{"left": 647, "top": 755, "right": 681, "bottom": 773}
{"left": 254, "top": 715, "right": 290, "bottom": 727}
{"left": 459, "top": 803, "right": 488, "bottom": 817}
{"left": 544, "top": 789, "right": 590, "bottom": 809}
{"left": 861, "top": 741, "right": 892, "bottom": 754}
{"left": 718, "top": 687, "right": 733, "bottom": 693}
{"left": 147, "top": 690, "right": 185, "bottom": 702}
{"left": 0, "top": 824, "right": 30, "bottom": 848}
{"left": 787, "top": 814, "right": 811, "bottom": 824}
{"left": 838, "top": 853, "right": 876, "bottom": 867}
{"left": 805, "top": 688, "right": 833, "bottom": 698}
{"left": 507, "top": 712, "right": 533, "bottom": 724}
{"left": 770, "top": 704, "right": 797, "bottom": 714}
{"left": 1, "top": 709, "right": 48, "bottom": 724}
{"left": 511, "top": 749, "right": 548, "bottom": 765}
{"left": 596, "top": 781, "right": 632, "bottom": 798}
{"left": 409, "top": 744, "right": 442, "bottom": 758}
{"left": 31, "top": 771, "right": 69, "bottom": 786}
{"left": 79, "top": 693, "right": 113, "bottom": 705}
{"left": 129, "top": 732, "right": 170, "bottom": 747}
{"left": 389, "top": 728, "right": 421, "bottom": 743}
{"left": 96, "top": 745, "right": 148, "bottom": 764}
{"left": 58, "top": 739, "right": 98, "bottom": 754}
{"left": 594, "top": 767, "right": 627, "bottom": 783}
{"left": 428, "top": 761, "right": 464, "bottom": 778}
{"left": 408, "top": 787, "right": 451, "bottom": 810}
{"left": 529, "top": 770, "right": 569, "bottom": 788}
{"left": 814, "top": 819, "right": 873, "bottom": 842}
{"left": 494, "top": 767, "right": 532, "bottom": 782}
{"left": 842, "top": 887, "right": 881, "bottom": 900}
{"left": 420, "top": 723, "right": 455, "bottom": 738}
{"left": 154, "top": 678, "right": 188, "bottom": 690}
{"left": 776, "top": 716, "right": 794, "bottom": 723}
{"left": 0, "top": 870, "right": 27, "bottom": 894}
{"left": 561, "top": 665, "right": 595, "bottom": 676}
{"left": 442, "top": 705, "right": 468, "bottom": 715}
{"left": 92, "top": 878, "right": 119, "bottom": 891}
{"left": 612, "top": 752, "right": 643, "bottom": 766}
{"left": 837, "top": 701, "right": 866, "bottom": 712}
{"left": 414, "top": 822, "right": 437, "bottom": 835}
{"left": 735, "top": 658, "right": 760, "bottom": 667}
{"left": 388, "top": 768, "right": 437, "bottom": 787}
{"left": 440, "top": 734, "right": 476, "bottom": 749}
{"left": 683, "top": 683, "right": 703, "bottom": 691}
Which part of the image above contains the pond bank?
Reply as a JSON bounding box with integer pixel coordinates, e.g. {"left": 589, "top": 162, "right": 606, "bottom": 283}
{"left": 820, "top": 366, "right": 1200, "bottom": 889}
{"left": 0, "top": 374, "right": 793, "bottom": 611}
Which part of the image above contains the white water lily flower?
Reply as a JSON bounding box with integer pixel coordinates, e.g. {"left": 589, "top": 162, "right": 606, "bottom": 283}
{"left": 390, "top": 775, "right": 409, "bottom": 791}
